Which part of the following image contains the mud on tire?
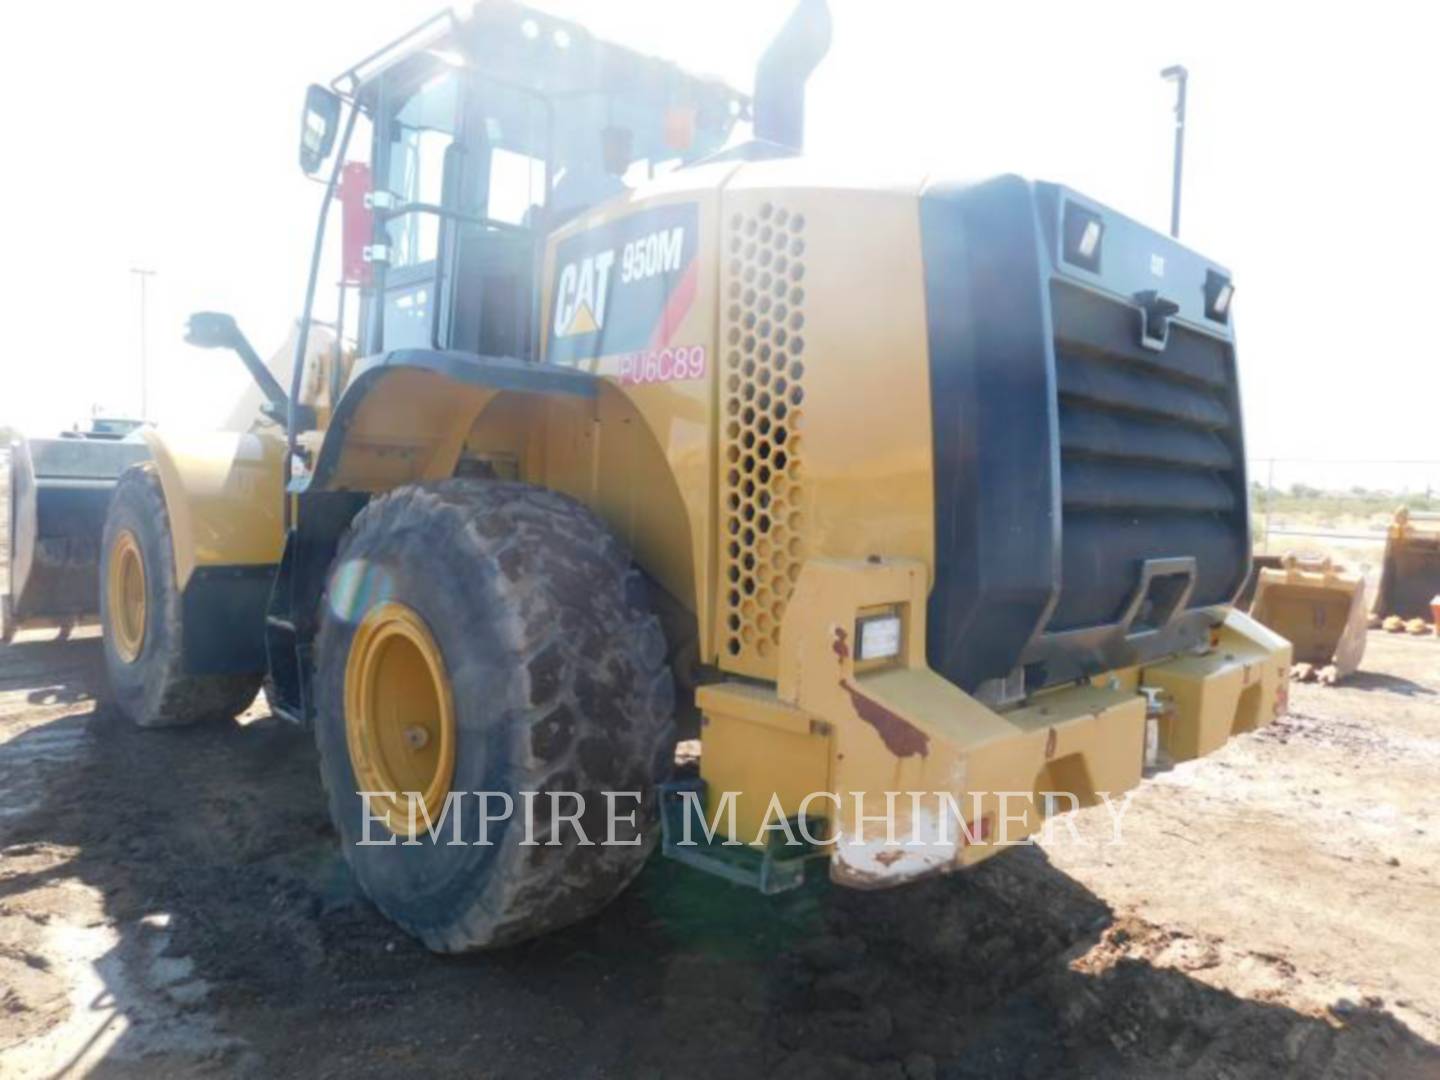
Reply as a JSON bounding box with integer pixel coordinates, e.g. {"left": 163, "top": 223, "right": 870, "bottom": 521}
{"left": 100, "top": 464, "right": 262, "bottom": 727}
{"left": 314, "top": 480, "right": 676, "bottom": 952}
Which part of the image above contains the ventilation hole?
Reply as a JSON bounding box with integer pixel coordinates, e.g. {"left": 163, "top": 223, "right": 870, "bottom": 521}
{"left": 728, "top": 639, "right": 741, "bottom": 656}
{"left": 743, "top": 405, "right": 756, "bottom": 424}
{"left": 742, "top": 430, "right": 755, "bottom": 449}
{"left": 774, "top": 424, "right": 788, "bottom": 444}
{"left": 727, "top": 374, "right": 741, "bottom": 393}
{"left": 774, "top": 450, "right": 788, "bottom": 469}
{"left": 790, "top": 287, "right": 805, "bottom": 305}
{"left": 774, "top": 328, "right": 788, "bottom": 347}
{"left": 759, "top": 202, "right": 773, "bottom": 220}
{"left": 727, "top": 397, "right": 740, "bottom": 416}
{"left": 758, "top": 343, "right": 772, "bottom": 363}
{"left": 790, "top": 360, "right": 805, "bottom": 379}
{"left": 758, "top": 248, "right": 773, "bottom": 267}
{"left": 742, "top": 357, "right": 756, "bottom": 376}
{"left": 760, "top": 225, "right": 773, "bottom": 243}
{"left": 791, "top": 213, "right": 806, "bottom": 232}
{"left": 758, "top": 319, "right": 772, "bottom": 338}
{"left": 743, "top": 501, "right": 755, "bottom": 521}
{"left": 728, "top": 303, "right": 741, "bottom": 320}
{"left": 790, "top": 312, "right": 805, "bottom": 331}
{"left": 774, "top": 279, "right": 788, "bottom": 299}
{"left": 758, "top": 391, "right": 772, "bottom": 411}
{"left": 744, "top": 265, "right": 756, "bottom": 283}
{"left": 743, "top": 288, "right": 757, "bottom": 306}
{"left": 729, "top": 280, "right": 741, "bottom": 298}
{"left": 745, "top": 218, "right": 758, "bottom": 236}
{"left": 727, "top": 492, "right": 740, "bottom": 510}
{"left": 790, "top": 262, "right": 805, "bottom": 281}
{"left": 728, "top": 613, "right": 741, "bottom": 631}
{"left": 758, "top": 465, "right": 772, "bottom": 484}
{"left": 758, "top": 513, "right": 772, "bottom": 532}
{"left": 744, "top": 335, "right": 756, "bottom": 354}
{"left": 758, "top": 366, "right": 772, "bottom": 387}
{"left": 759, "top": 294, "right": 772, "bottom": 314}
{"left": 774, "top": 376, "right": 789, "bottom": 396}
{"left": 759, "top": 271, "right": 773, "bottom": 291}
{"left": 775, "top": 208, "right": 790, "bottom": 226}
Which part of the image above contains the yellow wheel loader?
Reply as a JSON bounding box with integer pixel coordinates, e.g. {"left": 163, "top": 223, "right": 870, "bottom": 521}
{"left": 96, "top": 0, "right": 1290, "bottom": 950}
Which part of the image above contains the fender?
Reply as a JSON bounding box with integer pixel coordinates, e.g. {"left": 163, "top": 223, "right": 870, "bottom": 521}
{"left": 301, "top": 350, "right": 702, "bottom": 651}
{"left": 307, "top": 350, "right": 598, "bottom": 493}
{"left": 140, "top": 428, "right": 286, "bottom": 674}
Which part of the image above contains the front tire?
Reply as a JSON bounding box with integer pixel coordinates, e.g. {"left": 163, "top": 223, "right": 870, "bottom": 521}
{"left": 99, "top": 465, "right": 261, "bottom": 726}
{"left": 314, "top": 480, "right": 676, "bottom": 952}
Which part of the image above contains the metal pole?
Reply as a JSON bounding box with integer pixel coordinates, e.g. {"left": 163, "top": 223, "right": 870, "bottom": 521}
{"left": 129, "top": 267, "right": 157, "bottom": 419}
{"left": 1161, "top": 65, "right": 1188, "bottom": 239}
{"left": 1263, "top": 457, "right": 1275, "bottom": 555}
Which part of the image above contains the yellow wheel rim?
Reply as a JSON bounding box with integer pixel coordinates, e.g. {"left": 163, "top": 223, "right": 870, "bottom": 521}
{"left": 344, "top": 602, "right": 457, "bottom": 837}
{"left": 108, "top": 529, "right": 147, "bottom": 663}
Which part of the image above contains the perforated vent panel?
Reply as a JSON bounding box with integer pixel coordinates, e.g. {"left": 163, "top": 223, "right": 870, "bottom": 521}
{"left": 720, "top": 202, "right": 808, "bottom": 673}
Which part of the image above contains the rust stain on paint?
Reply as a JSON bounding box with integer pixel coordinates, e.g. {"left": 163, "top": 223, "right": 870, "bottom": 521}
{"left": 840, "top": 679, "right": 929, "bottom": 758}
{"left": 832, "top": 626, "right": 850, "bottom": 663}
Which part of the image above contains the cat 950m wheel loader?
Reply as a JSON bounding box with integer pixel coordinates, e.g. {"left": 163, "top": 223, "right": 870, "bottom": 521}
{"left": 95, "top": 0, "right": 1291, "bottom": 950}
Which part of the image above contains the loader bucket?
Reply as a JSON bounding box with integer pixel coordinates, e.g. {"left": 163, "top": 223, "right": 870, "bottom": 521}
{"left": 4, "top": 436, "right": 150, "bottom": 637}
{"left": 1371, "top": 509, "right": 1440, "bottom": 626}
{"left": 1248, "top": 555, "right": 1368, "bottom": 683}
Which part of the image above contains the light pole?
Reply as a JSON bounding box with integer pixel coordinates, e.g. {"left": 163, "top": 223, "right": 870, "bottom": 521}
{"left": 129, "top": 267, "right": 157, "bottom": 419}
{"left": 1161, "top": 65, "right": 1188, "bottom": 239}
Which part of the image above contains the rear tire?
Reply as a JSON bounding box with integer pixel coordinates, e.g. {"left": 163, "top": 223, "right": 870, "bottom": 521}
{"left": 99, "top": 465, "right": 261, "bottom": 727}
{"left": 313, "top": 479, "right": 676, "bottom": 952}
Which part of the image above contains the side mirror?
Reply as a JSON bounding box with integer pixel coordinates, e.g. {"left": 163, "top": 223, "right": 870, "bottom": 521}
{"left": 300, "top": 84, "right": 342, "bottom": 174}
{"left": 184, "top": 311, "right": 240, "bottom": 350}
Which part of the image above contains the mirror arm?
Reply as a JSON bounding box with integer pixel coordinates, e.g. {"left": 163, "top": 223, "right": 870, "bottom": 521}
{"left": 184, "top": 313, "right": 316, "bottom": 430}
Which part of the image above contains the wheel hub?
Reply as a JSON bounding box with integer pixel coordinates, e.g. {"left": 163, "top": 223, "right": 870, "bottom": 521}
{"left": 108, "top": 529, "right": 147, "bottom": 663}
{"left": 344, "top": 602, "right": 456, "bottom": 837}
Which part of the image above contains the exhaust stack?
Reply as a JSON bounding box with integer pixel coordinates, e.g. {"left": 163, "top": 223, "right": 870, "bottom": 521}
{"left": 753, "top": 0, "right": 833, "bottom": 152}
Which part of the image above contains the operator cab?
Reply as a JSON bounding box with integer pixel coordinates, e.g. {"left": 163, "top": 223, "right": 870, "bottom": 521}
{"left": 304, "top": 3, "right": 748, "bottom": 363}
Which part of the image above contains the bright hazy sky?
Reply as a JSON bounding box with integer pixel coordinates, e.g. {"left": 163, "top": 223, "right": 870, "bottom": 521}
{"left": 3, "top": 1, "right": 1436, "bottom": 490}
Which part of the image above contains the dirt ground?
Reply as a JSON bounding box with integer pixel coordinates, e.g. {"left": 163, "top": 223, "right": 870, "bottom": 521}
{"left": 0, "top": 626, "right": 1436, "bottom": 1079}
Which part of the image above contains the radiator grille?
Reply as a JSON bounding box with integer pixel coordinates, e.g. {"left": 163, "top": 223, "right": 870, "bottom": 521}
{"left": 720, "top": 202, "right": 808, "bottom": 671}
{"left": 1048, "top": 280, "right": 1246, "bottom": 631}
